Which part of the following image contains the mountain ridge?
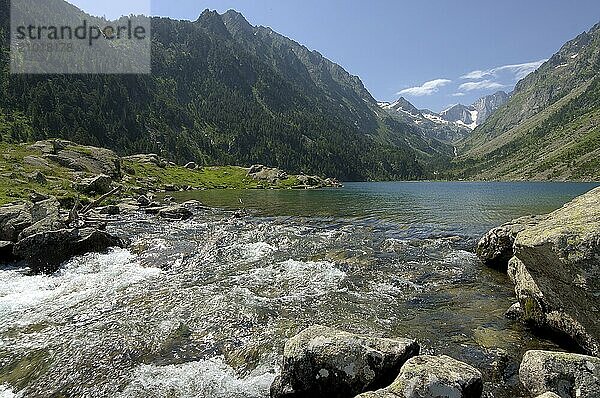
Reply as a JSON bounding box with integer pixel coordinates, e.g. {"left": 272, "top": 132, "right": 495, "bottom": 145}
{"left": 453, "top": 21, "right": 600, "bottom": 181}
{"left": 0, "top": 2, "right": 436, "bottom": 181}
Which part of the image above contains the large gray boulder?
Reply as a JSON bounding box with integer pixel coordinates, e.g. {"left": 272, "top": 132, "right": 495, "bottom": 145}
{"left": 29, "top": 140, "right": 122, "bottom": 178}
{"left": 18, "top": 198, "right": 65, "bottom": 240}
{"left": 476, "top": 215, "right": 546, "bottom": 269}
{"left": 356, "top": 355, "right": 483, "bottom": 398}
{"left": 270, "top": 325, "right": 419, "bottom": 398}
{"left": 13, "top": 228, "right": 125, "bottom": 274}
{"left": 77, "top": 174, "right": 114, "bottom": 195}
{"left": 0, "top": 203, "right": 33, "bottom": 241}
{"left": 519, "top": 350, "right": 600, "bottom": 398}
{"left": 248, "top": 164, "right": 288, "bottom": 184}
{"left": 509, "top": 187, "right": 600, "bottom": 355}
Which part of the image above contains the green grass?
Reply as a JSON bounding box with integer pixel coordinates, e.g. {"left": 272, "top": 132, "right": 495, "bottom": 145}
{"left": 0, "top": 142, "right": 92, "bottom": 206}
{"left": 123, "top": 161, "right": 300, "bottom": 191}
{"left": 0, "top": 141, "right": 304, "bottom": 207}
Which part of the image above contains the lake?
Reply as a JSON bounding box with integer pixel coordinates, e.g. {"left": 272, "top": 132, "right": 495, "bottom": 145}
{"left": 0, "top": 182, "right": 597, "bottom": 397}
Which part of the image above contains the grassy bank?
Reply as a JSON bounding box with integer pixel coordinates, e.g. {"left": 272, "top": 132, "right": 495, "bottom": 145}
{"left": 0, "top": 140, "right": 305, "bottom": 207}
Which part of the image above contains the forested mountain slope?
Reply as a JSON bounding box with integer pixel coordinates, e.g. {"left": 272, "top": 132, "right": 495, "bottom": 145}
{"left": 455, "top": 22, "right": 600, "bottom": 181}
{"left": 0, "top": 1, "right": 448, "bottom": 180}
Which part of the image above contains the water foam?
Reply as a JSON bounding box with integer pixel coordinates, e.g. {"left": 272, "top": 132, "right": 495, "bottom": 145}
{"left": 120, "top": 357, "right": 275, "bottom": 398}
{"left": 0, "top": 249, "right": 161, "bottom": 328}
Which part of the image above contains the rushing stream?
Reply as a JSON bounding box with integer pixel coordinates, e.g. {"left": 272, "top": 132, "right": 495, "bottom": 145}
{"left": 1, "top": 182, "right": 598, "bottom": 398}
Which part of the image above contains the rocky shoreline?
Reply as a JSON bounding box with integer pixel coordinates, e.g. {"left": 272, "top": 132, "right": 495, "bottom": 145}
{"left": 0, "top": 139, "right": 341, "bottom": 272}
{"left": 265, "top": 188, "right": 600, "bottom": 398}
{"left": 1, "top": 145, "right": 599, "bottom": 397}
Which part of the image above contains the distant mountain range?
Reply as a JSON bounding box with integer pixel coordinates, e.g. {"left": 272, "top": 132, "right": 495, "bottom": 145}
{"left": 378, "top": 91, "right": 509, "bottom": 143}
{"left": 455, "top": 22, "right": 600, "bottom": 181}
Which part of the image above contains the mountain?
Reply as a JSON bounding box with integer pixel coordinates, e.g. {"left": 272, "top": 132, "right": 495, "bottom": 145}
{"left": 455, "top": 22, "right": 600, "bottom": 181}
{"left": 439, "top": 91, "right": 509, "bottom": 129}
{"left": 471, "top": 91, "right": 510, "bottom": 124}
{"left": 378, "top": 91, "right": 509, "bottom": 144}
{"left": 0, "top": 1, "right": 442, "bottom": 181}
{"left": 439, "top": 104, "right": 478, "bottom": 129}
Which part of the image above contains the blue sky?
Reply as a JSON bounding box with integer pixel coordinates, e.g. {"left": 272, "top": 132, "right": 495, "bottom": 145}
{"left": 68, "top": 0, "right": 600, "bottom": 112}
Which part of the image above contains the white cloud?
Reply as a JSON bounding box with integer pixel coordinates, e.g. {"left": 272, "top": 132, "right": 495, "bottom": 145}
{"left": 492, "top": 60, "right": 547, "bottom": 80}
{"left": 458, "top": 80, "right": 506, "bottom": 92}
{"left": 451, "top": 92, "right": 466, "bottom": 97}
{"left": 397, "top": 79, "right": 452, "bottom": 96}
{"left": 460, "top": 70, "right": 488, "bottom": 80}
{"left": 460, "top": 59, "right": 547, "bottom": 81}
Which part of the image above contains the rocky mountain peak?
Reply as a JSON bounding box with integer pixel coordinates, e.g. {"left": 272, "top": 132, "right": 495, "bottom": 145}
{"left": 222, "top": 9, "right": 254, "bottom": 36}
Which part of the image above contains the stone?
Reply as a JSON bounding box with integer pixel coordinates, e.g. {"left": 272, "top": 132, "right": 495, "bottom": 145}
{"left": 519, "top": 350, "right": 600, "bottom": 398}
{"left": 13, "top": 228, "right": 125, "bottom": 274}
{"left": 137, "top": 195, "right": 151, "bottom": 207}
{"left": 17, "top": 198, "right": 65, "bottom": 240}
{"left": 248, "top": 165, "right": 288, "bottom": 184}
{"left": 98, "top": 205, "right": 120, "bottom": 215}
{"left": 535, "top": 393, "right": 562, "bottom": 398}
{"left": 31, "top": 140, "right": 122, "bottom": 178}
{"left": 270, "top": 325, "right": 419, "bottom": 398}
{"left": 476, "top": 215, "right": 546, "bottom": 269}
{"left": 157, "top": 205, "right": 193, "bottom": 221}
{"left": 296, "top": 175, "right": 325, "bottom": 188}
{"left": 0, "top": 241, "right": 16, "bottom": 262}
{"left": 77, "top": 174, "right": 113, "bottom": 195}
{"left": 504, "top": 302, "right": 524, "bottom": 320}
{"left": 27, "top": 171, "right": 47, "bottom": 184}
{"left": 23, "top": 155, "right": 49, "bottom": 168}
{"left": 510, "top": 187, "right": 600, "bottom": 355}
{"left": 29, "top": 191, "right": 50, "bottom": 203}
{"left": 357, "top": 355, "right": 483, "bottom": 398}
{"left": 0, "top": 203, "right": 33, "bottom": 242}
{"left": 184, "top": 162, "right": 197, "bottom": 169}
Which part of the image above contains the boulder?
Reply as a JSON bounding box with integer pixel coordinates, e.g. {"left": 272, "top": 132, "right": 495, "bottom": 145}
{"left": 248, "top": 165, "right": 288, "bottom": 184}
{"left": 504, "top": 302, "right": 524, "bottom": 320}
{"left": 519, "top": 350, "right": 600, "bottom": 398}
{"left": 18, "top": 198, "right": 65, "bottom": 240}
{"left": 535, "top": 393, "right": 562, "bottom": 398}
{"left": 184, "top": 162, "right": 198, "bottom": 170}
{"left": 476, "top": 215, "right": 546, "bottom": 269}
{"left": 77, "top": 174, "right": 113, "bottom": 195}
{"left": 270, "top": 325, "right": 419, "bottom": 398}
{"left": 13, "top": 228, "right": 125, "bottom": 274}
{"left": 98, "top": 205, "right": 120, "bottom": 215}
{"left": 0, "top": 241, "right": 16, "bottom": 262}
{"left": 27, "top": 170, "right": 47, "bottom": 184}
{"left": 137, "top": 195, "right": 151, "bottom": 207}
{"left": 0, "top": 203, "right": 33, "bottom": 242}
{"left": 23, "top": 155, "right": 49, "bottom": 168}
{"left": 296, "top": 175, "right": 325, "bottom": 188}
{"left": 510, "top": 187, "right": 600, "bottom": 355}
{"left": 157, "top": 205, "right": 193, "bottom": 221}
{"left": 355, "top": 355, "right": 483, "bottom": 398}
{"left": 31, "top": 140, "right": 121, "bottom": 178}
{"left": 29, "top": 191, "right": 50, "bottom": 203}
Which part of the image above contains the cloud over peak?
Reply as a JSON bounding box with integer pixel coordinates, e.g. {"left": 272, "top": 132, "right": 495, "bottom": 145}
{"left": 398, "top": 79, "right": 452, "bottom": 96}
{"left": 461, "top": 59, "right": 547, "bottom": 82}
{"left": 458, "top": 80, "right": 506, "bottom": 92}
